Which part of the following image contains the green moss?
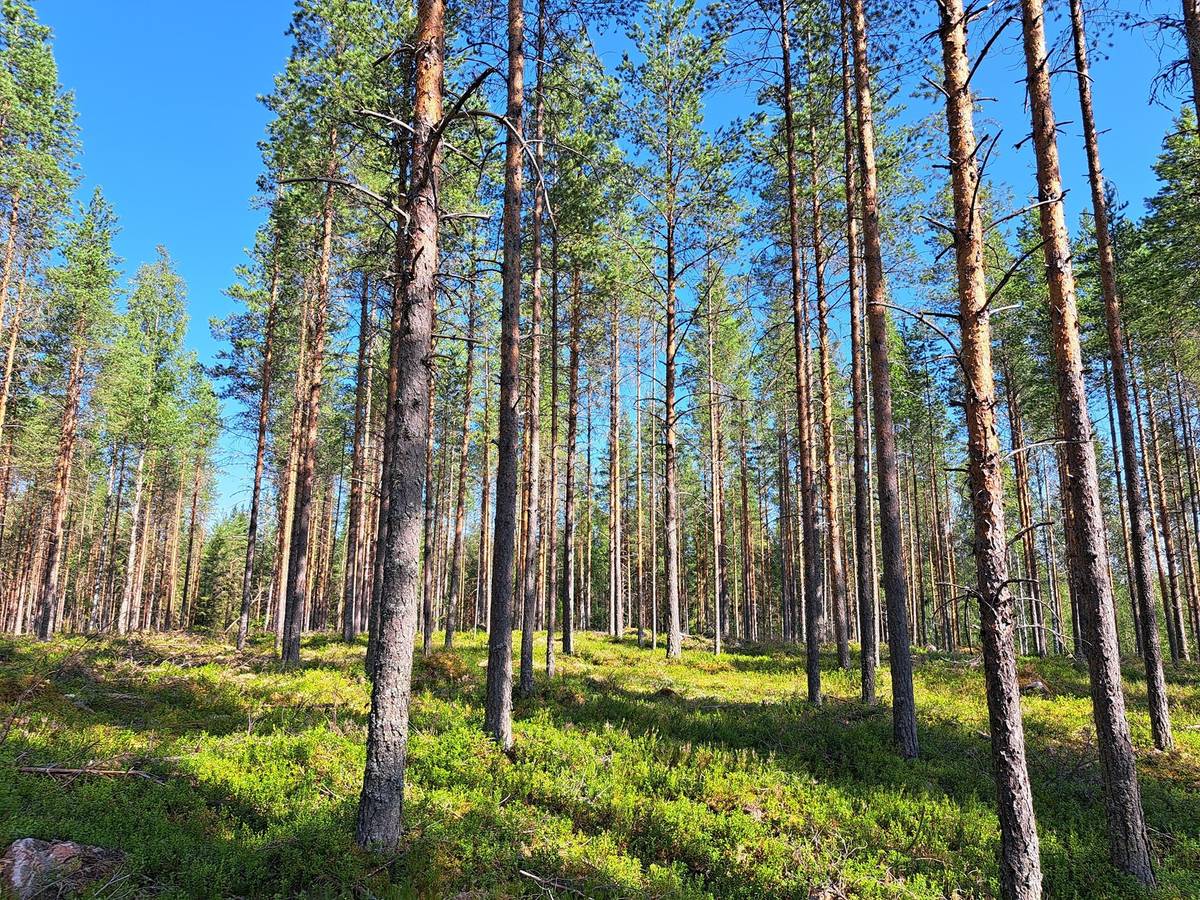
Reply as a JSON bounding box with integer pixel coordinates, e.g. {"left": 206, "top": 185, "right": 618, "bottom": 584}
{"left": 1, "top": 631, "right": 1196, "bottom": 898}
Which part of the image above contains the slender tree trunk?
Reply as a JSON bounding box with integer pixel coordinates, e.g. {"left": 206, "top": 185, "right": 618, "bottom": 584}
{"left": 116, "top": 449, "right": 147, "bottom": 636}
{"left": 179, "top": 460, "right": 203, "bottom": 630}
{"left": 283, "top": 153, "right": 338, "bottom": 666}
{"left": 1067, "top": 0, "right": 1173, "bottom": 748}
{"left": 561, "top": 271, "right": 582, "bottom": 656}
{"left": 239, "top": 233, "right": 281, "bottom": 649}
{"left": 36, "top": 342, "right": 85, "bottom": 640}
{"left": 1147, "top": 386, "right": 1190, "bottom": 660}
{"left": 1019, "top": 0, "right": 1154, "bottom": 878}
{"left": 779, "top": 0, "right": 824, "bottom": 700}
{"left": 476, "top": 354, "right": 493, "bottom": 635}
{"left": 339, "top": 272, "right": 372, "bottom": 643}
{"left": 809, "top": 115, "right": 849, "bottom": 670}
{"left": 848, "top": 0, "right": 918, "bottom": 756}
{"left": 421, "top": 377, "right": 437, "bottom": 651}
{"left": 664, "top": 215, "right": 683, "bottom": 658}
{"left": 937, "top": 3, "right": 1043, "bottom": 890}
{"left": 354, "top": 0, "right": 443, "bottom": 850}
{"left": 445, "top": 289, "right": 475, "bottom": 649}
{"left": 706, "top": 278, "right": 726, "bottom": 653}
{"left": 484, "top": 0, "right": 525, "bottom": 749}
{"left": 1004, "top": 364, "right": 1047, "bottom": 657}
{"left": 547, "top": 242, "right": 561, "bottom": 672}
{"left": 518, "top": 0, "right": 547, "bottom": 695}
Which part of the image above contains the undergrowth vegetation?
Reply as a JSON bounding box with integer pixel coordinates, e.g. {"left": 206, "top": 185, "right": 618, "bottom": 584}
{"left": 1, "top": 631, "right": 1198, "bottom": 898}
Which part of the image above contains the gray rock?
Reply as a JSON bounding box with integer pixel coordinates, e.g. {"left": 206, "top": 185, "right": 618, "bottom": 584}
{"left": 2, "top": 838, "right": 121, "bottom": 899}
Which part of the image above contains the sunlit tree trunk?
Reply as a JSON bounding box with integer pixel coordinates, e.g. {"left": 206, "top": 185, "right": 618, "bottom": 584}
{"left": 1019, "top": 0, "right": 1154, "bottom": 878}
{"left": 239, "top": 231, "right": 280, "bottom": 649}
{"left": 355, "top": 0, "right": 443, "bottom": 850}
{"left": 937, "top": 1, "right": 1042, "bottom": 889}
{"left": 36, "top": 342, "right": 85, "bottom": 640}
{"left": 283, "top": 152, "right": 338, "bottom": 666}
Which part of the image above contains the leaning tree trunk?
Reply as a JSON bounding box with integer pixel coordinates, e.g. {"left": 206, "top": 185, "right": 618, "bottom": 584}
{"left": 354, "top": 0, "right": 444, "bottom": 851}
{"left": 937, "top": 1, "right": 1042, "bottom": 892}
{"left": 1020, "top": 0, "right": 1155, "bottom": 880}
{"left": 484, "top": 0, "right": 525, "bottom": 750}
{"left": 36, "top": 342, "right": 85, "bottom": 640}
{"left": 847, "top": 0, "right": 918, "bottom": 756}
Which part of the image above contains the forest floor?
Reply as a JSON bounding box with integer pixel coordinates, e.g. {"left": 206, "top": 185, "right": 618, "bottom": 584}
{"left": 1, "top": 630, "right": 1198, "bottom": 899}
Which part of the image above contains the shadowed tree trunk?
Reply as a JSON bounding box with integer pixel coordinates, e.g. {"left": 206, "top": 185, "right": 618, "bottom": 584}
{"left": 445, "top": 289, "right": 476, "bottom": 650}
{"left": 848, "top": 0, "right": 918, "bottom": 756}
{"left": 1019, "top": 0, "right": 1154, "bottom": 880}
{"left": 520, "top": 0, "right": 548, "bottom": 696}
{"left": 937, "top": 0, "right": 1042, "bottom": 890}
{"left": 354, "top": 0, "right": 444, "bottom": 850}
{"left": 778, "top": 0, "right": 824, "bottom": 702}
{"left": 484, "top": 0, "right": 525, "bottom": 749}
{"left": 809, "top": 113, "right": 849, "bottom": 671}
{"left": 340, "top": 272, "right": 372, "bottom": 644}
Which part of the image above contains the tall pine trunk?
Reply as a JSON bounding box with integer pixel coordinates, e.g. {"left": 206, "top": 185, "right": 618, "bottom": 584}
{"left": 239, "top": 230, "right": 280, "bottom": 650}
{"left": 848, "top": 0, "right": 917, "bottom": 755}
{"left": 36, "top": 343, "right": 85, "bottom": 640}
{"left": 484, "top": 0, "right": 525, "bottom": 749}
{"left": 355, "top": 0, "right": 443, "bottom": 849}
{"left": 282, "top": 159, "right": 338, "bottom": 666}
{"left": 937, "top": 1, "right": 1042, "bottom": 890}
{"left": 1020, "top": 0, "right": 1154, "bottom": 879}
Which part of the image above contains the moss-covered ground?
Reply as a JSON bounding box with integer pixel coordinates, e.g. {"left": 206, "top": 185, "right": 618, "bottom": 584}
{"left": 1, "top": 630, "right": 1197, "bottom": 898}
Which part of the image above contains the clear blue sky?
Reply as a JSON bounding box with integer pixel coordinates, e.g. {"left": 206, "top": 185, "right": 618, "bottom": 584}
{"left": 41, "top": 1, "right": 1187, "bottom": 515}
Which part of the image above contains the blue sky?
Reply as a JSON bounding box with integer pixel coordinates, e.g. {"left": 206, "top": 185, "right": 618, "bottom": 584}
{"left": 40, "top": 1, "right": 1188, "bottom": 515}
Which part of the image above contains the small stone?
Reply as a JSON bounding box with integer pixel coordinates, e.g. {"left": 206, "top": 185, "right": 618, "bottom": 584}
{"left": 2, "top": 838, "right": 121, "bottom": 899}
{"left": 1020, "top": 680, "right": 1050, "bottom": 696}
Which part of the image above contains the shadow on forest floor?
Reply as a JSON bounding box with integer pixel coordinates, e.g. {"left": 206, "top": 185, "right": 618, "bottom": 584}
{"left": 1, "top": 630, "right": 1198, "bottom": 898}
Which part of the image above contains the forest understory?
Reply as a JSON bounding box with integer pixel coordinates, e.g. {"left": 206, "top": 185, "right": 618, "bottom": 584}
{"left": 2, "top": 629, "right": 1198, "bottom": 899}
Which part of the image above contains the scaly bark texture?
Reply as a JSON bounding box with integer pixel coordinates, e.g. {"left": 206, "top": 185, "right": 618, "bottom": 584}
{"left": 484, "top": 0, "right": 525, "bottom": 748}
{"left": 937, "top": 1, "right": 1042, "bottom": 892}
{"left": 354, "top": 0, "right": 444, "bottom": 851}
{"left": 848, "top": 0, "right": 918, "bottom": 756}
{"left": 1019, "top": 0, "right": 1155, "bottom": 881}
{"left": 1069, "top": 0, "right": 1173, "bottom": 749}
